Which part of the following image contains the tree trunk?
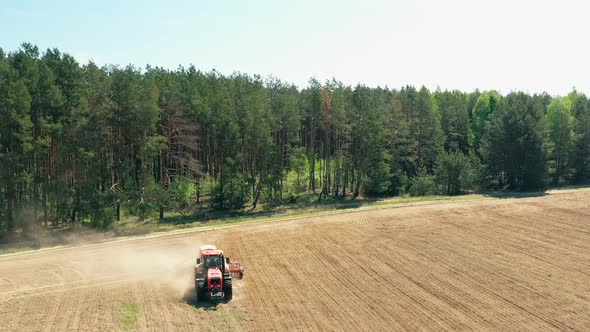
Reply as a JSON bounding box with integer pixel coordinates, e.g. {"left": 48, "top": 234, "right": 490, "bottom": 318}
{"left": 116, "top": 202, "right": 121, "bottom": 221}
{"left": 43, "top": 186, "right": 48, "bottom": 227}
{"left": 195, "top": 180, "right": 201, "bottom": 205}
{"left": 353, "top": 172, "right": 362, "bottom": 199}
{"left": 251, "top": 180, "right": 263, "bottom": 210}
{"left": 342, "top": 167, "right": 348, "bottom": 199}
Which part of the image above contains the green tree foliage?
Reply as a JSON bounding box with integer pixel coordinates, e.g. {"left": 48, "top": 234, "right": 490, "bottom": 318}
{"left": 469, "top": 91, "right": 500, "bottom": 153}
{"left": 363, "top": 105, "right": 392, "bottom": 196}
{"left": 409, "top": 169, "right": 436, "bottom": 196}
{"left": 434, "top": 90, "right": 470, "bottom": 153}
{"left": 288, "top": 147, "right": 309, "bottom": 193}
{"left": 569, "top": 92, "right": 590, "bottom": 181}
{"left": 386, "top": 86, "right": 442, "bottom": 181}
{"left": 414, "top": 87, "right": 443, "bottom": 173}
{"left": 435, "top": 151, "right": 478, "bottom": 195}
{"left": 546, "top": 98, "right": 574, "bottom": 184}
{"left": 0, "top": 43, "right": 589, "bottom": 234}
{"left": 480, "top": 93, "right": 547, "bottom": 190}
{"left": 386, "top": 90, "right": 414, "bottom": 194}
{"left": 346, "top": 85, "right": 392, "bottom": 197}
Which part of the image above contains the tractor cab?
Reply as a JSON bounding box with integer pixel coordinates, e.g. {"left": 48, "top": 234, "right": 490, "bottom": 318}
{"left": 204, "top": 254, "right": 224, "bottom": 270}
{"left": 196, "top": 247, "right": 227, "bottom": 269}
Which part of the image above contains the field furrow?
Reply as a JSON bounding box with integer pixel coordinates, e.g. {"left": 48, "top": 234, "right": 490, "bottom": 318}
{"left": 0, "top": 190, "right": 589, "bottom": 331}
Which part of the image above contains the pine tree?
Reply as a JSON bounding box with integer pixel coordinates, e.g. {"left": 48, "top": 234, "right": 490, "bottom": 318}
{"left": 570, "top": 93, "right": 590, "bottom": 181}
{"left": 481, "top": 92, "right": 547, "bottom": 190}
{"left": 546, "top": 97, "right": 574, "bottom": 184}
{"left": 434, "top": 90, "right": 469, "bottom": 153}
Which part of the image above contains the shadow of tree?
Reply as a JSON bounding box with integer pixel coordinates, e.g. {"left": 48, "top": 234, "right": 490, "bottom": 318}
{"left": 483, "top": 191, "right": 546, "bottom": 199}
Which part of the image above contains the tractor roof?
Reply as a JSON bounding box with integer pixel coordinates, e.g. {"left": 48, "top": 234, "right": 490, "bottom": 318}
{"left": 201, "top": 249, "right": 224, "bottom": 256}
{"left": 199, "top": 244, "right": 224, "bottom": 256}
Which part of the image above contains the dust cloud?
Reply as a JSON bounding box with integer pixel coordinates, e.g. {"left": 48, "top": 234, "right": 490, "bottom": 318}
{"left": 74, "top": 238, "right": 201, "bottom": 297}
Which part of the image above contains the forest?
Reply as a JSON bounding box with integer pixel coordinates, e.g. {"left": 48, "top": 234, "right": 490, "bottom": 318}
{"left": 1, "top": 43, "right": 589, "bottom": 234}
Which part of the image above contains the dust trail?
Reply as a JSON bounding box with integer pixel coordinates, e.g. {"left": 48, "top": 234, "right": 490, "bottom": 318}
{"left": 74, "top": 239, "right": 202, "bottom": 297}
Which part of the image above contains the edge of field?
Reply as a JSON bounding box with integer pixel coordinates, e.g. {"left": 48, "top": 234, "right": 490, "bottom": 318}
{"left": 1, "top": 186, "right": 589, "bottom": 257}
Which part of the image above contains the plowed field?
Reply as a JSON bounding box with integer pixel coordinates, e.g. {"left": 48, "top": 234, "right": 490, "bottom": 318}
{"left": 1, "top": 189, "right": 590, "bottom": 331}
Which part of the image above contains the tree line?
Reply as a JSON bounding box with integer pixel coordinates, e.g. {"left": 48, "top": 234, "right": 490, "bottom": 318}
{"left": 1, "top": 44, "right": 589, "bottom": 233}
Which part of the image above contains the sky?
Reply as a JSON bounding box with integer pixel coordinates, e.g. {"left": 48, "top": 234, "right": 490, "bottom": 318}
{"left": 1, "top": 0, "right": 589, "bottom": 95}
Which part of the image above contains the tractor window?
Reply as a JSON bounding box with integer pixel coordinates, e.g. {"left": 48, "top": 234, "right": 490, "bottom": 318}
{"left": 205, "top": 256, "right": 223, "bottom": 269}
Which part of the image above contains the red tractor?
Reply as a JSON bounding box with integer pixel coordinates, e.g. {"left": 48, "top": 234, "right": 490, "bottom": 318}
{"left": 194, "top": 245, "right": 244, "bottom": 301}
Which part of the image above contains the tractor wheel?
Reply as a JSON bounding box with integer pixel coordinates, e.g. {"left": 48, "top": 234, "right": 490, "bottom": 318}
{"left": 224, "top": 285, "right": 233, "bottom": 301}
{"left": 195, "top": 286, "right": 205, "bottom": 302}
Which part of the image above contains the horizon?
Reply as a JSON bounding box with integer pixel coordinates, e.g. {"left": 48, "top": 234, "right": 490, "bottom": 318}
{"left": 2, "top": 0, "right": 589, "bottom": 96}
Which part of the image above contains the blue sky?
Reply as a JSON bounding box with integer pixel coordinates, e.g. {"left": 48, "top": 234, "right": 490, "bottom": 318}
{"left": 2, "top": 0, "right": 589, "bottom": 95}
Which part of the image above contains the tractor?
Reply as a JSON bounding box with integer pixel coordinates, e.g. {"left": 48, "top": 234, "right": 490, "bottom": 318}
{"left": 194, "top": 244, "right": 244, "bottom": 301}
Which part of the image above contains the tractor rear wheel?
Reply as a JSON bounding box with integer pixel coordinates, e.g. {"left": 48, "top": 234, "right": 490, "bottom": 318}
{"left": 195, "top": 286, "right": 205, "bottom": 302}
{"left": 224, "top": 285, "right": 233, "bottom": 301}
